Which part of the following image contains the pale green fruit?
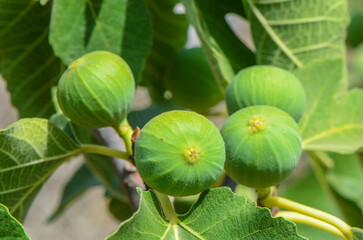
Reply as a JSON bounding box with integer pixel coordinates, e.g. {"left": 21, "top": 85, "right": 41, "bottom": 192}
{"left": 57, "top": 51, "right": 135, "bottom": 129}
{"left": 226, "top": 66, "right": 306, "bottom": 121}
{"left": 134, "top": 110, "right": 225, "bottom": 196}
{"left": 221, "top": 105, "right": 302, "bottom": 188}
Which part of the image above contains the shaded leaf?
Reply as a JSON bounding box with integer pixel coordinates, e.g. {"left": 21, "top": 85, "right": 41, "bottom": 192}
{"left": 49, "top": 0, "right": 152, "bottom": 82}
{"left": 108, "top": 197, "right": 133, "bottom": 222}
{"left": 48, "top": 163, "right": 101, "bottom": 222}
{"left": 0, "top": 0, "right": 64, "bottom": 118}
{"left": 127, "top": 100, "right": 181, "bottom": 129}
{"left": 0, "top": 119, "right": 81, "bottom": 221}
{"left": 295, "top": 58, "right": 363, "bottom": 153}
{"left": 325, "top": 153, "right": 363, "bottom": 228}
{"left": 182, "top": 0, "right": 255, "bottom": 88}
{"left": 108, "top": 187, "right": 305, "bottom": 239}
{"left": 0, "top": 203, "right": 30, "bottom": 240}
{"left": 141, "top": 0, "right": 189, "bottom": 101}
{"left": 244, "top": 0, "right": 349, "bottom": 70}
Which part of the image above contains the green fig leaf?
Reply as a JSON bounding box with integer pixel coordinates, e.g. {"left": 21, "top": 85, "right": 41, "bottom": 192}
{"left": 140, "top": 0, "right": 189, "bottom": 101}
{"left": 0, "top": 203, "right": 30, "bottom": 239}
{"left": 48, "top": 163, "right": 101, "bottom": 222}
{"left": 353, "top": 228, "right": 363, "bottom": 240}
{"left": 0, "top": 119, "right": 81, "bottom": 221}
{"left": 107, "top": 187, "right": 305, "bottom": 239}
{"left": 244, "top": 0, "right": 349, "bottom": 70}
{"left": 181, "top": 0, "right": 255, "bottom": 87}
{"left": 295, "top": 58, "right": 363, "bottom": 153}
{"left": 49, "top": 0, "right": 152, "bottom": 82}
{"left": 0, "top": 0, "right": 64, "bottom": 118}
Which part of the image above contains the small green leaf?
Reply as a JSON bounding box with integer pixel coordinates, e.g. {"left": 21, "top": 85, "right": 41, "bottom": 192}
{"left": 141, "top": 0, "right": 189, "bottom": 101}
{"left": 244, "top": 0, "right": 349, "bottom": 70}
{"left": 48, "top": 163, "right": 101, "bottom": 222}
{"left": 182, "top": 0, "right": 255, "bottom": 87}
{"left": 49, "top": 0, "right": 152, "bottom": 82}
{"left": 0, "top": 204, "right": 30, "bottom": 240}
{"left": 0, "top": 119, "right": 81, "bottom": 221}
{"left": 295, "top": 59, "right": 363, "bottom": 153}
{"left": 0, "top": 0, "right": 65, "bottom": 118}
{"left": 353, "top": 227, "right": 363, "bottom": 240}
{"left": 108, "top": 187, "right": 305, "bottom": 239}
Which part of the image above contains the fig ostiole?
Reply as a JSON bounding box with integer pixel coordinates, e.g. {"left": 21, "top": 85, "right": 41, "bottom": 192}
{"left": 57, "top": 51, "right": 135, "bottom": 129}
{"left": 166, "top": 47, "right": 223, "bottom": 112}
{"left": 221, "top": 105, "right": 302, "bottom": 188}
{"left": 134, "top": 110, "right": 225, "bottom": 197}
{"left": 226, "top": 65, "right": 306, "bottom": 121}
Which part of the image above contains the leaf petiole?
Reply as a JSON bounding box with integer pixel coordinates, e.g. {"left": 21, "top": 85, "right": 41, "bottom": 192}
{"left": 260, "top": 195, "right": 353, "bottom": 240}
{"left": 275, "top": 211, "right": 345, "bottom": 239}
{"left": 80, "top": 144, "right": 133, "bottom": 164}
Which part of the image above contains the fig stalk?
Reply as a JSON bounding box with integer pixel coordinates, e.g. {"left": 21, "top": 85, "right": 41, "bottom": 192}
{"left": 154, "top": 191, "right": 180, "bottom": 225}
{"left": 116, "top": 119, "right": 134, "bottom": 156}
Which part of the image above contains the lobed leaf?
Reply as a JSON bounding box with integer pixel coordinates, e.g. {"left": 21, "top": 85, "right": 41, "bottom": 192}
{"left": 182, "top": 0, "right": 255, "bottom": 88}
{"left": 244, "top": 0, "right": 349, "bottom": 70}
{"left": 49, "top": 0, "right": 152, "bottom": 82}
{"left": 0, "top": 119, "right": 81, "bottom": 221}
{"left": 0, "top": 0, "right": 64, "bottom": 118}
{"left": 0, "top": 203, "right": 30, "bottom": 239}
{"left": 108, "top": 187, "right": 305, "bottom": 239}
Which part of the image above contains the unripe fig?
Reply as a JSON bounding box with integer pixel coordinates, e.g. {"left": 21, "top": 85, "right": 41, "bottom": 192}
{"left": 226, "top": 66, "right": 306, "bottom": 121}
{"left": 166, "top": 47, "right": 223, "bottom": 112}
{"left": 221, "top": 105, "right": 302, "bottom": 188}
{"left": 134, "top": 110, "right": 225, "bottom": 196}
{"left": 57, "top": 51, "right": 135, "bottom": 129}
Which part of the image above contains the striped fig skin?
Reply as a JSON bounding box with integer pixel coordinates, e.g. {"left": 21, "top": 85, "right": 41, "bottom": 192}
{"left": 135, "top": 111, "right": 225, "bottom": 196}
{"left": 221, "top": 105, "right": 302, "bottom": 188}
{"left": 57, "top": 51, "right": 135, "bottom": 129}
{"left": 226, "top": 66, "right": 306, "bottom": 121}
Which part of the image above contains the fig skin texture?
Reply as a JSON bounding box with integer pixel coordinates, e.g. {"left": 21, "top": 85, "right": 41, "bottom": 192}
{"left": 226, "top": 65, "right": 306, "bottom": 121}
{"left": 134, "top": 110, "right": 225, "bottom": 196}
{"left": 166, "top": 47, "right": 223, "bottom": 112}
{"left": 57, "top": 51, "right": 135, "bottom": 129}
{"left": 221, "top": 105, "right": 302, "bottom": 188}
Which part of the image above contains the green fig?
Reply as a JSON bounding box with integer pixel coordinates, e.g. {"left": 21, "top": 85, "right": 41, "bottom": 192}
{"left": 221, "top": 105, "right": 302, "bottom": 188}
{"left": 226, "top": 66, "right": 306, "bottom": 121}
{"left": 166, "top": 47, "right": 223, "bottom": 112}
{"left": 134, "top": 110, "right": 225, "bottom": 196}
{"left": 57, "top": 51, "right": 135, "bottom": 129}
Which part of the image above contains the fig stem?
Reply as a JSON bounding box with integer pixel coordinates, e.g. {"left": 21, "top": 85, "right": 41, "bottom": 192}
{"left": 154, "top": 191, "right": 180, "bottom": 225}
{"left": 260, "top": 196, "right": 353, "bottom": 240}
{"left": 275, "top": 211, "right": 346, "bottom": 239}
{"left": 80, "top": 144, "right": 133, "bottom": 164}
{"left": 116, "top": 120, "right": 134, "bottom": 156}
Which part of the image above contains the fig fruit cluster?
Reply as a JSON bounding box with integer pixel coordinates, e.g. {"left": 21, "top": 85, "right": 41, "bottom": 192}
{"left": 56, "top": 50, "right": 305, "bottom": 196}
